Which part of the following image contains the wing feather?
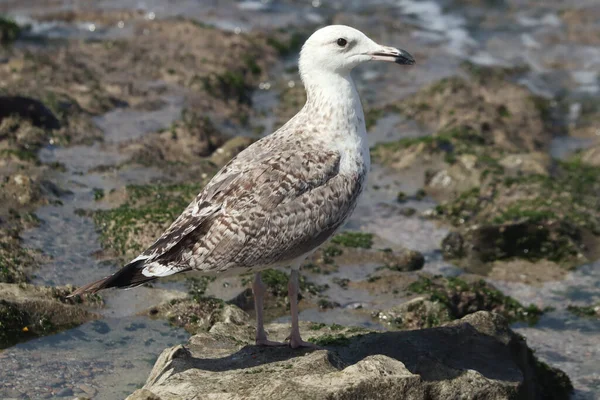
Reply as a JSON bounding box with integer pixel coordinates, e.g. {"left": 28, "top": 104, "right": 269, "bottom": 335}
{"left": 133, "top": 138, "right": 364, "bottom": 276}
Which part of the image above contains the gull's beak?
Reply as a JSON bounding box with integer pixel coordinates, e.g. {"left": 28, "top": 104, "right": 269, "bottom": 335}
{"left": 368, "top": 46, "right": 415, "bottom": 65}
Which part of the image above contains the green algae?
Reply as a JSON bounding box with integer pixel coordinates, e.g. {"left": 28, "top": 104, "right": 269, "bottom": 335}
{"left": 435, "top": 156, "right": 600, "bottom": 266}
{"left": 93, "top": 183, "right": 205, "bottom": 259}
{"left": 0, "top": 16, "right": 20, "bottom": 45}
{"left": 567, "top": 304, "right": 599, "bottom": 319}
{"left": 259, "top": 269, "right": 328, "bottom": 298}
{"left": 331, "top": 232, "right": 373, "bottom": 249}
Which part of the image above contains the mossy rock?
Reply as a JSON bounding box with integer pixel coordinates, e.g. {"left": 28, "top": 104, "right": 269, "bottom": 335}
{"left": 129, "top": 110, "right": 229, "bottom": 167}
{"left": 0, "top": 116, "right": 54, "bottom": 164}
{"left": 401, "top": 274, "right": 543, "bottom": 325}
{"left": 153, "top": 296, "right": 227, "bottom": 334}
{"left": 374, "top": 296, "right": 453, "bottom": 329}
{"left": 0, "top": 236, "right": 35, "bottom": 284}
{"left": 0, "top": 16, "right": 20, "bottom": 44}
{"left": 567, "top": 304, "right": 600, "bottom": 319}
{"left": 371, "top": 68, "right": 555, "bottom": 199}
{"left": 92, "top": 182, "right": 207, "bottom": 261}
{"left": 0, "top": 283, "right": 101, "bottom": 349}
{"left": 436, "top": 157, "right": 600, "bottom": 268}
{"left": 396, "top": 71, "right": 551, "bottom": 151}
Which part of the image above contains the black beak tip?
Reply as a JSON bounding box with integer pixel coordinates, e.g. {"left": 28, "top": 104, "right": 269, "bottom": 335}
{"left": 395, "top": 49, "right": 416, "bottom": 65}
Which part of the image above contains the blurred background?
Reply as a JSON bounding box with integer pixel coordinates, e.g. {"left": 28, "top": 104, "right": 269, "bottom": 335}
{"left": 0, "top": 0, "right": 598, "bottom": 399}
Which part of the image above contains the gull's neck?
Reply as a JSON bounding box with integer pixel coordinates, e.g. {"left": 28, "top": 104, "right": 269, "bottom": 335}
{"left": 297, "top": 70, "right": 370, "bottom": 175}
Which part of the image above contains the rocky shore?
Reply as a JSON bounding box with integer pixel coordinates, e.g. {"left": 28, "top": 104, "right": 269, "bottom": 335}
{"left": 1, "top": 1, "right": 599, "bottom": 398}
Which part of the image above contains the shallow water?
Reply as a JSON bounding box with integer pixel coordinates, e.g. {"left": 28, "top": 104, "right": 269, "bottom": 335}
{"left": 0, "top": 317, "right": 188, "bottom": 400}
{"left": 2, "top": 0, "right": 600, "bottom": 398}
{"left": 493, "top": 262, "right": 600, "bottom": 400}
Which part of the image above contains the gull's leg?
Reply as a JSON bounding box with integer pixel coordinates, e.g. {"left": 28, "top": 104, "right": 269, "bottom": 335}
{"left": 287, "top": 269, "right": 319, "bottom": 348}
{"left": 252, "top": 272, "right": 286, "bottom": 346}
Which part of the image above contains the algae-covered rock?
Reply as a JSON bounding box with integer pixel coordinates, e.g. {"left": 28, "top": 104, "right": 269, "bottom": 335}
{"left": 92, "top": 182, "right": 207, "bottom": 261}
{"left": 0, "top": 16, "right": 20, "bottom": 45}
{"left": 567, "top": 304, "right": 600, "bottom": 319}
{"left": 151, "top": 297, "right": 252, "bottom": 336}
{"left": 0, "top": 115, "right": 56, "bottom": 164}
{"left": 389, "top": 65, "right": 551, "bottom": 150}
{"left": 127, "top": 109, "right": 228, "bottom": 167}
{"left": 436, "top": 157, "right": 600, "bottom": 270}
{"left": 373, "top": 274, "right": 543, "bottom": 330}
{"left": 92, "top": 132, "right": 253, "bottom": 261}
{"left": 0, "top": 229, "right": 41, "bottom": 284}
{"left": 374, "top": 296, "right": 453, "bottom": 329}
{"left": 0, "top": 283, "right": 101, "bottom": 349}
{"left": 400, "top": 274, "right": 543, "bottom": 325}
{"left": 372, "top": 66, "right": 554, "bottom": 199}
{"left": 127, "top": 311, "right": 572, "bottom": 400}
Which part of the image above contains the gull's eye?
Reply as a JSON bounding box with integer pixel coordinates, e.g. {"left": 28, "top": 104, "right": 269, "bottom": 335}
{"left": 336, "top": 38, "right": 347, "bottom": 47}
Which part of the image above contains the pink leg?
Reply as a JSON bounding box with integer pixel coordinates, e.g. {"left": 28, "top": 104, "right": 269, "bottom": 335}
{"left": 287, "top": 269, "right": 319, "bottom": 349}
{"left": 252, "top": 272, "right": 286, "bottom": 346}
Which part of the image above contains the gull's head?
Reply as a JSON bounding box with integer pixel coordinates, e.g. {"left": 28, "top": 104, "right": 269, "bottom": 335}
{"left": 299, "top": 25, "right": 415, "bottom": 79}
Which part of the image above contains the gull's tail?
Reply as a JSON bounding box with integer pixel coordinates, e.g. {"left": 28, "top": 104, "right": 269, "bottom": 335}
{"left": 68, "top": 259, "right": 156, "bottom": 297}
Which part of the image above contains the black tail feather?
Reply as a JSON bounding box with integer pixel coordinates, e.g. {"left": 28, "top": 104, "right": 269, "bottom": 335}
{"left": 69, "top": 259, "right": 156, "bottom": 297}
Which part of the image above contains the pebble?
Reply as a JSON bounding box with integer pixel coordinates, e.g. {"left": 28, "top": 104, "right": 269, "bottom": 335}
{"left": 55, "top": 387, "right": 74, "bottom": 397}
{"left": 78, "top": 384, "right": 97, "bottom": 396}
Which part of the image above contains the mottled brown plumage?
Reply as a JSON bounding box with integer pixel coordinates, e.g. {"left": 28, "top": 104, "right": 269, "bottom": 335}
{"left": 70, "top": 25, "right": 415, "bottom": 349}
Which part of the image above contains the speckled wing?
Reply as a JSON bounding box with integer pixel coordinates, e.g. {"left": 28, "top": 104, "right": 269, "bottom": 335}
{"left": 138, "top": 143, "right": 363, "bottom": 277}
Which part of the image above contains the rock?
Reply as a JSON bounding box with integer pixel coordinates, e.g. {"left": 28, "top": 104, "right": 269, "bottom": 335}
{"left": 567, "top": 304, "right": 600, "bottom": 319}
{"left": 394, "top": 68, "right": 551, "bottom": 152}
{"left": 153, "top": 298, "right": 253, "bottom": 337}
{"left": 0, "top": 283, "right": 101, "bottom": 349}
{"left": 581, "top": 143, "right": 600, "bottom": 167}
{"left": 402, "top": 274, "right": 543, "bottom": 325}
{"left": 385, "top": 249, "right": 425, "bottom": 272}
{"left": 127, "top": 109, "right": 228, "bottom": 167}
{"left": 372, "top": 67, "right": 555, "bottom": 199}
{"left": 441, "top": 231, "right": 465, "bottom": 259}
{"left": 127, "top": 311, "right": 572, "bottom": 400}
{"left": 0, "top": 96, "right": 61, "bottom": 130}
{"left": 498, "top": 152, "right": 550, "bottom": 176}
{"left": 0, "top": 16, "right": 20, "bottom": 44}
{"left": 55, "top": 387, "right": 73, "bottom": 397}
{"left": 128, "top": 388, "right": 162, "bottom": 400}
{"left": 0, "top": 228, "right": 41, "bottom": 284}
{"left": 435, "top": 157, "right": 600, "bottom": 270}
{"left": 309, "top": 235, "right": 425, "bottom": 274}
{"left": 92, "top": 183, "right": 207, "bottom": 261}
{"left": 77, "top": 384, "right": 97, "bottom": 397}
{"left": 559, "top": 7, "right": 600, "bottom": 46}
{"left": 374, "top": 296, "right": 452, "bottom": 329}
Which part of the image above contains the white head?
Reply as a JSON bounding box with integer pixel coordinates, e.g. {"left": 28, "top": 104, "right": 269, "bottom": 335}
{"left": 299, "top": 25, "right": 415, "bottom": 80}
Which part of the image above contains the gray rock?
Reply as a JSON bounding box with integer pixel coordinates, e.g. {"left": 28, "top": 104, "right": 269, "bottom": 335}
{"left": 55, "top": 387, "right": 73, "bottom": 397}
{"left": 127, "top": 310, "right": 572, "bottom": 400}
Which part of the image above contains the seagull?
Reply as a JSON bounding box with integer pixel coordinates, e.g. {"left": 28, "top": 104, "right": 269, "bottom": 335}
{"left": 71, "top": 25, "right": 415, "bottom": 348}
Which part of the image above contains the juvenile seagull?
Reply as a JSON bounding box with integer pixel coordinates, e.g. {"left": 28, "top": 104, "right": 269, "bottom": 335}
{"left": 71, "top": 25, "right": 415, "bottom": 348}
